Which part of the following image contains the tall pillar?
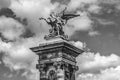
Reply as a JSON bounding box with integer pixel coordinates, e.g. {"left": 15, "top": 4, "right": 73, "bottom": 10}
{"left": 30, "top": 38, "right": 84, "bottom": 80}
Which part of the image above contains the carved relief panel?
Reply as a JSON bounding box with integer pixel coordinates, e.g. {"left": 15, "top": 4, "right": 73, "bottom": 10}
{"left": 39, "top": 52, "right": 62, "bottom": 60}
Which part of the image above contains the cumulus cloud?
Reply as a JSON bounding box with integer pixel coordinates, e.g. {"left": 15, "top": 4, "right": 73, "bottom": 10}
{"left": 1, "top": 37, "right": 40, "bottom": 80}
{"left": 73, "top": 41, "right": 120, "bottom": 80}
{"left": 68, "top": 11, "right": 93, "bottom": 31}
{"left": 66, "top": 0, "right": 120, "bottom": 36}
{"left": 66, "top": 0, "right": 101, "bottom": 36}
{"left": 0, "top": 11, "right": 43, "bottom": 80}
{"left": 72, "top": 41, "right": 86, "bottom": 49}
{"left": 0, "top": 16, "right": 25, "bottom": 40}
{"left": 10, "top": 0, "right": 58, "bottom": 36}
{"left": 77, "top": 66, "right": 120, "bottom": 80}
{"left": 77, "top": 52, "right": 120, "bottom": 74}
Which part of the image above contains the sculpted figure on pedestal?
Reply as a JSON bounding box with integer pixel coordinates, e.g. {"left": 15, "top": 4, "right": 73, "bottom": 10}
{"left": 39, "top": 7, "right": 80, "bottom": 40}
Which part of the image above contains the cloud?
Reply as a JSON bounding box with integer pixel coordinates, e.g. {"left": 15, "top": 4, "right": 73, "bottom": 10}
{"left": 0, "top": 39, "right": 12, "bottom": 52}
{"left": 9, "top": 0, "right": 102, "bottom": 37}
{"left": 88, "top": 31, "right": 100, "bottom": 36}
{"left": 0, "top": 37, "right": 38, "bottom": 70}
{"left": 0, "top": 8, "right": 16, "bottom": 18}
{"left": 10, "top": 0, "right": 57, "bottom": 18}
{"left": 9, "top": 0, "right": 118, "bottom": 37}
{"left": 66, "top": 0, "right": 101, "bottom": 35}
{"left": 0, "top": 0, "right": 11, "bottom": 9}
{"left": 21, "top": 64, "right": 39, "bottom": 80}
{"left": 1, "top": 37, "right": 40, "bottom": 80}
{"left": 9, "top": 0, "right": 58, "bottom": 36}
{"left": 99, "top": 66, "right": 120, "bottom": 80}
{"left": 99, "top": 0, "right": 120, "bottom": 4}
{"left": 72, "top": 41, "right": 86, "bottom": 49}
{"left": 67, "top": 11, "right": 93, "bottom": 31}
{"left": 0, "top": 16, "right": 25, "bottom": 40}
{"left": 77, "top": 66, "right": 120, "bottom": 80}
{"left": 0, "top": 0, "right": 59, "bottom": 80}
{"left": 77, "top": 52, "right": 120, "bottom": 73}
{"left": 76, "top": 52, "right": 120, "bottom": 80}
{"left": 97, "top": 18, "right": 115, "bottom": 25}
{"left": 88, "top": 4, "right": 101, "bottom": 14}
{"left": 66, "top": 0, "right": 120, "bottom": 36}
{"left": 68, "top": 0, "right": 98, "bottom": 11}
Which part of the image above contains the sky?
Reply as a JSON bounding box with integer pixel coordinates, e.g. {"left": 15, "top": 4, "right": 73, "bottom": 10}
{"left": 1, "top": 0, "right": 120, "bottom": 80}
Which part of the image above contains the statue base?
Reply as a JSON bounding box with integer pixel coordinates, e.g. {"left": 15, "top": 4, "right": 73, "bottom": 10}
{"left": 44, "top": 34, "right": 68, "bottom": 40}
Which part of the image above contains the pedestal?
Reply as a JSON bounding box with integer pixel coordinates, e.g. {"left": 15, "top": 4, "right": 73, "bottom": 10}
{"left": 30, "top": 38, "right": 84, "bottom": 80}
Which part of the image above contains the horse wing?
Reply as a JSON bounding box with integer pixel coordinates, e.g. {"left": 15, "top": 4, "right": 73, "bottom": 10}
{"left": 61, "top": 14, "right": 80, "bottom": 20}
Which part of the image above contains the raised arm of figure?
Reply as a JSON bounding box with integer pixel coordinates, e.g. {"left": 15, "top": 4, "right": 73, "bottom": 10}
{"left": 39, "top": 17, "right": 50, "bottom": 24}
